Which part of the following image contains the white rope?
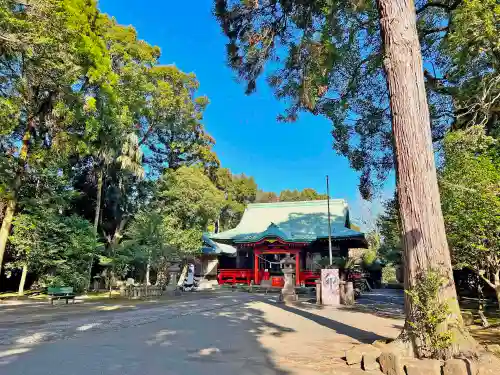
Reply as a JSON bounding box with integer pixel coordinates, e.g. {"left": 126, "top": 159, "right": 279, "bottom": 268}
{"left": 255, "top": 254, "right": 296, "bottom": 266}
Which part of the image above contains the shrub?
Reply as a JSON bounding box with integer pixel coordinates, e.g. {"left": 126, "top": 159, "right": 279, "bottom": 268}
{"left": 405, "top": 269, "right": 453, "bottom": 358}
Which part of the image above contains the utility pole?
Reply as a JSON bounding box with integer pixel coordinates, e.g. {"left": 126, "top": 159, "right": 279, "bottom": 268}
{"left": 326, "top": 175, "right": 333, "bottom": 265}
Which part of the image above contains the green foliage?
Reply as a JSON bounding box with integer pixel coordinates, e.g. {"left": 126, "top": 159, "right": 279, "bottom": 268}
{"left": 215, "top": 168, "right": 256, "bottom": 230}
{"left": 376, "top": 194, "right": 403, "bottom": 265}
{"left": 362, "top": 249, "right": 377, "bottom": 268}
{"left": 441, "top": 0, "right": 500, "bottom": 136}
{"left": 141, "top": 65, "right": 219, "bottom": 175}
{"left": 157, "top": 166, "right": 225, "bottom": 252}
{"left": 214, "top": 0, "right": 499, "bottom": 198}
{"left": 255, "top": 190, "right": 278, "bottom": 203}
{"left": 9, "top": 210, "right": 96, "bottom": 293}
{"left": 0, "top": 1, "right": 224, "bottom": 291}
{"left": 279, "top": 188, "right": 328, "bottom": 202}
{"left": 405, "top": 269, "right": 453, "bottom": 358}
{"left": 382, "top": 265, "right": 398, "bottom": 284}
{"left": 440, "top": 126, "right": 500, "bottom": 295}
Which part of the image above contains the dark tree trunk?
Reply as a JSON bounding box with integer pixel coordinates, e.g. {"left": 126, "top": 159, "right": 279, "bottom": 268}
{"left": 94, "top": 168, "right": 103, "bottom": 232}
{"left": 18, "top": 263, "right": 28, "bottom": 296}
{"left": 0, "top": 121, "right": 33, "bottom": 283}
{"left": 376, "top": 0, "right": 476, "bottom": 356}
{"left": 87, "top": 167, "right": 104, "bottom": 291}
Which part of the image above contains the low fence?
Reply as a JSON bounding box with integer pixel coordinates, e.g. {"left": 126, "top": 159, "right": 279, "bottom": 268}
{"left": 120, "top": 285, "right": 163, "bottom": 299}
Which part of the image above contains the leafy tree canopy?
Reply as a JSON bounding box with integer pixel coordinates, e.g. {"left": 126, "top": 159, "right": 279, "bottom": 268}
{"left": 214, "top": 0, "right": 499, "bottom": 198}
{"left": 441, "top": 126, "right": 500, "bottom": 303}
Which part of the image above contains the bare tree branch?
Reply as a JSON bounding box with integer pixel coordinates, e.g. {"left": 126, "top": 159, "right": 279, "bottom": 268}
{"left": 416, "top": 0, "right": 463, "bottom": 15}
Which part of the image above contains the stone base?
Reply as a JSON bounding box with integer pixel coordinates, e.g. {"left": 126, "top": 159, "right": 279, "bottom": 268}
{"left": 278, "top": 292, "right": 298, "bottom": 303}
{"left": 165, "top": 287, "right": 182, "bottom": 296}
{"left": 197, "top": 279, "right": 218, "bottom": 290}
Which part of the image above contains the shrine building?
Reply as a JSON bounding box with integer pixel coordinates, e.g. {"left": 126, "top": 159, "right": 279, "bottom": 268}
{"left": 208, "top": 199, "right": 367, "bottom": 287}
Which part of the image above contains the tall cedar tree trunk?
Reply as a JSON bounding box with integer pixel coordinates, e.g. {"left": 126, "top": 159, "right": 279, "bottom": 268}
{"left": 146, "top": 255, "right": 151, "bottom": 285}
{"left": 376, "top": 0, "right": 475, "bottom": 355}
{"left": 94, "top": 168, "right": 103, "bottom": 231}
{"left": 0, "top": 122, "right": 33, "bottom": 283}
{"left": 86, "top": 168, "right": 104, "bottom": 291}
{"left": 18, "top": 263, "right": 28, "bottom": 296}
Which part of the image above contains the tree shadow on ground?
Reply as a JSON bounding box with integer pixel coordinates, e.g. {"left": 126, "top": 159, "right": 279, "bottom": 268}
{"left": 144, "top": 304, "right": 295, "bottom": 374}
{"left": 340, "top": 301, "right": 405, "bottom": 320}
{"left": 262, "top": 299, "right": 388, "bottom": 344}
{"left": 0, "top": 296, "right": 294, "bottom": 374}
{"left": 470, "top": 326, "right": 500, "bottom": 346}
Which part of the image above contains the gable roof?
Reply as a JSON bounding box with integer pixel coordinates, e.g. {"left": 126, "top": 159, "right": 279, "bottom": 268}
{"left": 210, "top": 199, "right": 364, "bottom": 244}
{"left": 202, "top": 234, "right": 237, "bottom": 255}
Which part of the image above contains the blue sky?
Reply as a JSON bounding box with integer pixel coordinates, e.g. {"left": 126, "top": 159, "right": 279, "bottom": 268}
{"left": 99, "top": 0, "right": 394, "bottom": 225}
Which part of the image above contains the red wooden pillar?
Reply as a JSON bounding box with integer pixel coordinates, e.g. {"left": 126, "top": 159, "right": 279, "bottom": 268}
{"left": 295, "top": 250, "right": 300, "bottom": 286}
{"left": 254, "top": 250, "right": 260, "bottom": 285}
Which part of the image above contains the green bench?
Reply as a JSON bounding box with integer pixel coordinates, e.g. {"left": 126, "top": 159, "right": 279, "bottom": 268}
{"left": 47, "top": 287, "right": 75, "bottom": 305}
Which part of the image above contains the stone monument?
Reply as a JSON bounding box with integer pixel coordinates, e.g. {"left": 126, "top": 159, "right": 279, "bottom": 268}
{"left": 321, "top": 268, "right": 340, "bottom": 305}
{"left": 166, "top": 263, "right": 182, "bottom": 295}
{"left": 279, "top": 254, "right": 298, "bottom": 303}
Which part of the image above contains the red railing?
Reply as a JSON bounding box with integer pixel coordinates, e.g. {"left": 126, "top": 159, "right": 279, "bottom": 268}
{"left": 217, "top": 269, "right": 253, "bottom": 285}
{"left": 300, "top": 270, "right": 320, "bottom": 287}
{"left": 218, "top": 268, "right": 320, "bottom": 287}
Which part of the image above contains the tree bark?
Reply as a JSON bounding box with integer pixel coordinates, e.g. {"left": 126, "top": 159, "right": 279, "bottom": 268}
{"left": 17, "top": 263, "right": 28, "bottom": 296}
{"left": 376, "top": 0, "right": 476, "bottom": 356}
{"left": 494, "top": 271, "right": 500, "bottom": 311}
{"left": 146, "top": 256, "right": 151, "bottom": 286}
{"left": 0, "top": 122, "right": 33, "bottom": 283}
{"left": 94, "top": 167, "right": 103, "bottom": 232}
{"left": 0, "top": 197, "right": 16, "bottom": 278}
{"left": 87, "top": 167, "right": 103, "bottom": 291}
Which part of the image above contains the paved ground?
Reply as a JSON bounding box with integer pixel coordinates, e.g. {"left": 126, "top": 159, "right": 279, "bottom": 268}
{"left": 354, "top": 289, "right": 405, "bottom": 319}
{"left": 0, "top": 291, "right": 403, "bottom": 375}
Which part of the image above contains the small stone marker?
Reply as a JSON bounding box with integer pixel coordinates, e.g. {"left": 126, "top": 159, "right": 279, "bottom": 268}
{"left": 379, "top": 351, "right": 404, "bottom": 375}
{"left": 363, "top": 352, "right": 381, "bottom": 371}
{"left": 321, "top": 268, "right": 340, "bottom": 306}
{"left": 405, "top": 358, "right": 441, "bottom": 375}
{"left": 345, "top": 344, "right": 381, "bottom": 366}
{"left": 443, "top": 359, "right": 469, "bottom": 375}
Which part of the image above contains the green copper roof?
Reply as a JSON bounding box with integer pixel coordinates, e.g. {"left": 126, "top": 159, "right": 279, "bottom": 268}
{"left": 210, "top": 199, "right": 364, "bottom": 244}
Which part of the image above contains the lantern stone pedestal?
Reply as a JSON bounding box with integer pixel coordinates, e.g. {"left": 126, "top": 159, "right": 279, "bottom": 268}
{"left": 166, "top": 264, "right": 181, "bottom": 296}
{"left": 278, "top": 254, "right": 298, "bottom": 303}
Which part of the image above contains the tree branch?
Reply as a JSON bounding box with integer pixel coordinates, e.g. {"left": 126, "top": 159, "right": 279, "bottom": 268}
{"left": 469, "top": 268, "right": 497, "bottom": 290}
{"left": 421, "top": 26, "right": 449, "bottom": 36}
{"left": 416, "top": 0, "right": 463, "bottom": 15}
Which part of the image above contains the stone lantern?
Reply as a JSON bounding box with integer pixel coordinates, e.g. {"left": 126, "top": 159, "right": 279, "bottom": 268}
{"left": 279, "top": 254, "right": 298, "bottom": 303}
{"left": 166, "top": 263, "right": 182, "bottom": 295}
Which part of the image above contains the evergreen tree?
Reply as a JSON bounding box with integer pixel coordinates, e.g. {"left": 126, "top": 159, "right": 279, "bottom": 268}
{"left": 214, "top": 0, "right": 478, "bottom": 355}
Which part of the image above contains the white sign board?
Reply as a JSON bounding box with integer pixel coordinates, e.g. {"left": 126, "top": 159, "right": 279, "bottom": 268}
{"left": 321, "top": 268, "right": 340, "bottom": 306}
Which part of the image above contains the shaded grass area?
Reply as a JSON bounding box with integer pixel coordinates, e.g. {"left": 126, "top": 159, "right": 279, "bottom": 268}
{"left": 0, "top": 290, "right": 122, "bottom": 302}
{"left": 79, "top": 290, "right": 121, "bottom": 300}
{"left": 0, "top": 290, "right": 47, "bottom": 300}
{"left": 462, "top": 306, "right": 500, "bottom": 349}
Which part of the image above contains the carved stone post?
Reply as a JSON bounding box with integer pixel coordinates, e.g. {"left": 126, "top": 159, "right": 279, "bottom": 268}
{"left": 166, "top": 263, "right": 181, "bottom": 296}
